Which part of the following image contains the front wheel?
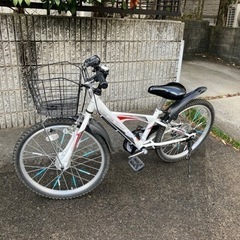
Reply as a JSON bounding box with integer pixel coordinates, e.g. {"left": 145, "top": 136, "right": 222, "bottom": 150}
{"left": 155, "top": 99, "right": 214, "bottom": 162}
{"left": 13, "top": 118, "right": 110, "bottom": 199}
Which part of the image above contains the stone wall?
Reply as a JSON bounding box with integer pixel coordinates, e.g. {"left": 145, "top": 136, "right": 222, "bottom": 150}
{"left": 183, "top": 20, "right": 210, "bottom": 53}
{"left": 183, "top": 19, "right": 240, "bottom": 65}
{"left": 0, "top": 14, "right": 184, "bottom": 128}
{"left": 210, "top": 27, "right": 240, "bottom": 65}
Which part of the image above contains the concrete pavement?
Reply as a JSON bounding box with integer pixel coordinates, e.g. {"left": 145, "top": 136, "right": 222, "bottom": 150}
{"left": 0, "top": 57, "right": 240, "bottom": 239}
{"left": 181, "top": 57, "right": 240, "bottom": 141}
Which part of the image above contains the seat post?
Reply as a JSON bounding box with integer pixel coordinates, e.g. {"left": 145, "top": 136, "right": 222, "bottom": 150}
{"left": 157, "top": 98, "right": 167, "bottom": 110}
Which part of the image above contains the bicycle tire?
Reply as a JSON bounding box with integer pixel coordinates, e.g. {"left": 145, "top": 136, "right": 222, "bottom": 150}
{"left": 13, "top": 118, "right": 110, "bottom": 199}
{"left": 155, "top": 99, "right": 214, "bottom": 162}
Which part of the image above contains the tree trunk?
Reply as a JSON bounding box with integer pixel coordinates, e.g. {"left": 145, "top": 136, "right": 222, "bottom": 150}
{"left": 216, "top": 0, "right": 236, "bottom": 26}
{"left": 16, "top": 7, "right": 25, "bottom": 14}
{"left": 181, "top": 0, "right": 187, "bottom": 13}
{"left": 197, "top": 0, "right": 205, "bottom": 20}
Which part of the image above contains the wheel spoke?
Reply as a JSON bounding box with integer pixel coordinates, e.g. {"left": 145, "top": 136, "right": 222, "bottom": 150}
{"left": 33, "top": 168, "right": 47, "bottom": 178}
{"left": 53, "top": 175, "right": 62, "bottom": 189}
{"left": 24, "top": 141, "right": 52, "bottom": 160}
{"left": 15, "top": 120, "right": 109, "bottom": 199}
{"left": 64, "top": 167, "right": 91, "bottom": 183}
{"left": 156, "top": 99, "right": 214, "bottom": 162}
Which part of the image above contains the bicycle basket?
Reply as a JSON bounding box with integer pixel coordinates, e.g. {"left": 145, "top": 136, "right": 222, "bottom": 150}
{"left": 28, "top": 62, "right": 82, "bottom": 118}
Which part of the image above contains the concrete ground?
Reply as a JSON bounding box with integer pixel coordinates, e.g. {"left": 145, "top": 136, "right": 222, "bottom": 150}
{"left": 0, "top": 57, "right": 240, "bottom": 240}
{"left": 181, "top": 57, "right": 240, "bottom": 142}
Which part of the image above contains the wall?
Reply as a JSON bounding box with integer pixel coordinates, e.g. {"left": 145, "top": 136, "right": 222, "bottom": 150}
{"left": 183, "top": 19, "right": 240, "bottom": 65}
{"left": 182, "top": 0, "right": 220, "bottom": 24}
{"left": 183, "top": 20, "right": 210, "bottom": 53}
{"left": 0, "top": 14, "right": 184, "bottom": 128}
{"left": 210, "top": 27, "right": 240, "bottom": 65}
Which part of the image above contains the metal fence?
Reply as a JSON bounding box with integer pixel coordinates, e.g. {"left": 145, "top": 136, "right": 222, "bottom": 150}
{"left": 0, "top": 0, "right": 181, "bottom": 18}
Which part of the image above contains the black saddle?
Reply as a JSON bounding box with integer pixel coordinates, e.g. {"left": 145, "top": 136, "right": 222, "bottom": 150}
{"left": 148, "top": 82, "right": 186, "bottom": 100}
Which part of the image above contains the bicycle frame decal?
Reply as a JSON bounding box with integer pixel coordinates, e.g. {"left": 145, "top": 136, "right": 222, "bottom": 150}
{"left": 77, "top": 92, "right": 197, "bottom": 151}
{"left": 116, "top": 115, "right": 147, "bottom": 122}
{"left": 74, "top": 133, "right": 82, "bottom": 150}
{"left": 83, "top": 93, "right": 162, "bottom": 150}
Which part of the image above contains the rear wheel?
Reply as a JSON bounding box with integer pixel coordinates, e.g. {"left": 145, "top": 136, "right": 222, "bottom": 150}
{"left": 13, "top": 118, "right": 110, "bottom": 199}
{"left": 155, "top": 99, "right": 214, "bottom": 162}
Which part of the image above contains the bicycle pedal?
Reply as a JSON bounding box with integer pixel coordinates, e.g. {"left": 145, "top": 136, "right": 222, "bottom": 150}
{"left": 128, "top": 157, "right": 145, "bottom": 172}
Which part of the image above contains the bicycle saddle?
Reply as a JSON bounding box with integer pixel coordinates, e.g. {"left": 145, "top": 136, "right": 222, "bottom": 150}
{"left": 148, "top": 82, "right": 186, "bottom": 100}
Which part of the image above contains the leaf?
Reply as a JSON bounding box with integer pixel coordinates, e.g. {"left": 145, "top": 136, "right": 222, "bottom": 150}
{"left": 24, "top": 0, "right": 31, "bottom": 5}
{"left": 70, "top": 6, "right": 77, "bottom": 15}
{"left": 64, "top": 3, "right": 69, "bottom": 11}
{"left": 13, "top": 0, "right": 19, "bottom": 6}
{"left": 55, "top": 0, "right": 60, "bottom": 6}
{"left": 122, "top": 1, "right": 127, "bottom": 9}
{"left": 42, "top": 0, "right": 51, "bottom": 9}
{"left": 70, "top": 0, "right": 77, "bottom": 15}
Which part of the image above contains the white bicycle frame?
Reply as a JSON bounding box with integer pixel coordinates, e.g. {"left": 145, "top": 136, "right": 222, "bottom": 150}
{"left": 54, "top": 85, "right": 196, "bottom": 170}
{"left": 78, "top": 88, "right": 195, "bottom": 150}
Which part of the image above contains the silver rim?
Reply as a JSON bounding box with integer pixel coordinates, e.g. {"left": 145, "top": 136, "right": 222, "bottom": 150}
{"left": 160, "top": 104, "right": 212, "bottom": 160}
{"left": 19, "top": 125, "right": 105, "bottom": 198}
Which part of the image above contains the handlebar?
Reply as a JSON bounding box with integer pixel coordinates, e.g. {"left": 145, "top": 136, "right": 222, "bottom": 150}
{"left": 83, "top": 55, "right": 109, "bottom": 89}
{"left": 84, "top": 55, "right": 101, "bottom": 68}
{"left": 96, "top": 71, "right": 108, "bottom": 89}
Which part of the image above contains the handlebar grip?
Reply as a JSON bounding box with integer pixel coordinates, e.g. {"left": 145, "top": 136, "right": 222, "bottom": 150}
{"left": 97, "top": 72, "right": 108, "bottom": 89}
{"left": 84, "top": 55, "right": 100, "bottom": 67}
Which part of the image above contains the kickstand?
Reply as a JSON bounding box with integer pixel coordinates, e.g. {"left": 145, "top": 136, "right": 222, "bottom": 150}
{"left": 186, "top": 138, "right": 193, "bottom": 177}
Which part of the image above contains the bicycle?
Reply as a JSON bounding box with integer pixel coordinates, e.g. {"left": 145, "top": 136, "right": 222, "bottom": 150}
{"left": 13, "top": 55, "right": 215, "bottom": 199}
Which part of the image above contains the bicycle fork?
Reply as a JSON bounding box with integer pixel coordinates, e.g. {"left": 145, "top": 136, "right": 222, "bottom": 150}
{"left": 53, "top": 113, "right": 92, "bottom": 171}
{"left": 54, "top": 130, "right": 80, "bottom": 170}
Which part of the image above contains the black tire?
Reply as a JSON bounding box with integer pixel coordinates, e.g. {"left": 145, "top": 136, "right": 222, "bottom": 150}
{"left": 155, "top": 99, "right": 214, "bottom": 162}
{"left": 13, "top": 118, "right": 110, "bottom": 199}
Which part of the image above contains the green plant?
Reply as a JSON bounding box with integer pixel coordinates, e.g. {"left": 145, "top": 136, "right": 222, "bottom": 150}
{"left": 211, "top": 126, "right": 240, "bottom": 151}
{"left": 11, "top": 0, "right": 30, "bottom": 6}
{"left": 9, "top": 0, "right": 131, "bottom": 15}
{"left": 41, "top": 0, "right": 79, "bottom": 15}
{"left": 180, "top": 106, "right": 240, "bottom": 151}
{"left": 10, "top": 0, "right": 105, "bottom": 15}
